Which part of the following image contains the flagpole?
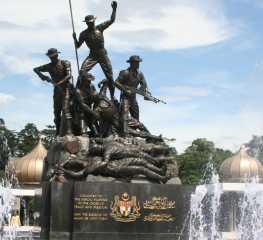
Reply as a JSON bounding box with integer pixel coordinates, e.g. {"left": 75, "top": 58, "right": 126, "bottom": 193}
{"left": 68, "top": 0, "right": 80, "bottom": 73}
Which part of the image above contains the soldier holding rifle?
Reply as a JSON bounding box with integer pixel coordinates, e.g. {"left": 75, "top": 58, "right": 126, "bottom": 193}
{"left": 115, "top": 55, "right": 166, "bottom": 136}
{"left": 33, "top": 48, "right": 73, "bottom": 136}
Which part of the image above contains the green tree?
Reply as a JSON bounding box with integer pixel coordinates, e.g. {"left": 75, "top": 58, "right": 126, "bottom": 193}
{"left": 16, "top": 123, "right": 39, "bottom": 157}
{"left": 178, "top": 138, "right": 232, "bottom": 184}
{"left": 41, "top": 125, "right": 56, "bottom": 149}
{"left": 214, "top": 147, "right": 233, "bottom": 171}
{"left": 3, "top": 128, "right": 18, "bottom": 157}
{"left": 0, "top": 122, "right": 10, "bottom": 170}
{"left": 246, "top": 135, "right": 263, "bottom": 163}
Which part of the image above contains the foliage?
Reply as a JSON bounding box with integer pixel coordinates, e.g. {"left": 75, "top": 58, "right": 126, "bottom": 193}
{"left": 0, "top": 127, "right": 11, "bottom": 170}
{"left": 178, "top": 138, "right": 232, "bottom": 185}
{"left": 2, "top": 128, "right": 17, "bottom": 157}
{"left": 246, "top": 135, "right": 263, "bottom": 163}
{"left": 1, "top": 121, "right": 56, "bottom": 160}
{"left": 16, "top": 123, "right": 40, "bottom": 157}
{"left": 40, "top": 125, "right": 56, "bottom": 149}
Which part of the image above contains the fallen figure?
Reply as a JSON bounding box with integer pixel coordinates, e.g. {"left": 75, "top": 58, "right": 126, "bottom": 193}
{"left": 43, "top": 136, "right": 178, "bottom": 183}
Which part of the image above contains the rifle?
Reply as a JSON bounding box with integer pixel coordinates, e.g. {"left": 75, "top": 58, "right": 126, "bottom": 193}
{"left": 125, "top": 86, "right": 167, "bottom": 104}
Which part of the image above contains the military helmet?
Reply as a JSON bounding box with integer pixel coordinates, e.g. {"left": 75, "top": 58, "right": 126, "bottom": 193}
{"left": 126, "top": 55, "right": 143, "bottom": 63}
{"left": 80, "top": 70, "right": 95, "bottom": 81}
{"left": 83, "top": 15, "right": 97, "bottom": 23}
{"left": 46, "top": 48, "right": 60, "bottom": 57}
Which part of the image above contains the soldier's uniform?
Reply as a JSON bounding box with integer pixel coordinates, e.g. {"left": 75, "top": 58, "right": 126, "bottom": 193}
{"left": 77, "top": 15, "right": 115, "bottom": 98}
{"left": 36, "top": 59, "right": 72, "bottom": 135}
{"left": 115, "top": 56, "right": 148, "bottom": 135}
{"left": 76, "top": 73, "right": 99, "bottom": 135}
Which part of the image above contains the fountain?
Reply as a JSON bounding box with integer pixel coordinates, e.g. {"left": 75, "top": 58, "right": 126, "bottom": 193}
{"left": 188, "top": 146, "right": 263, "bottom": 240}
{"left": 0, "top": 180, "right": 16, "bottom": 239}
{"left": 189, "top": 163, "right": 222, "bottom": 240}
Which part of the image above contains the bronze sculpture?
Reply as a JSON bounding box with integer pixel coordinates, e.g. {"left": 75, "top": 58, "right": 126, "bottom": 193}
{"left": 75, "top": 72, "right": 99, "bottom": 136}
{"left": 36, "top": 52, "right": 176, "bottom": 183}
{"left": 33, "top": 48, "right": 73, "bottom": 136}
{"left": 115, "top": 55, "right": 148, "bottom": 136}
{"left": 32, "top": 1, "right": 178, "bottom": 185}
{"left": 44, "top": 136, "right": 177, "bottom": 183}
{"left": 73, "top": 1, "right": 117, "bottom": 100}
{"left": 115, "top": 55, "right": 166, "bottom": 137}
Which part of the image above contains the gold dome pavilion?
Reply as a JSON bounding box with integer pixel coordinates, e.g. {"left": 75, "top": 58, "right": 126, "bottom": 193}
{"left": 219, "top": 145, "right": 263, "bottom": 183}
{"left": 14, "top": 140, "right": 47, "bottom": 185}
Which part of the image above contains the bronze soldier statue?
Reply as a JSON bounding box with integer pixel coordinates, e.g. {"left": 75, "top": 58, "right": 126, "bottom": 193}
{"left": 75, "top": 72, "right": 99, "bottom": 136}
{"left": 33, "top": 48, "right": 72, "bottom": 136}
{"left": 73, "top": 1, "right": 117, "bottom": 100}
{"left": 115, "top": 55, "right": 148, "bottom": 136}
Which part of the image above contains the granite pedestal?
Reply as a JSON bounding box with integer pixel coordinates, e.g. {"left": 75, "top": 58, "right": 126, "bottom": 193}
{"left": 41, "top": 181, "right": 194, "bottom": 240}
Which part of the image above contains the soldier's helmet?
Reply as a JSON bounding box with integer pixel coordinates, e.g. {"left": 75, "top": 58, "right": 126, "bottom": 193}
{"left": 83, "top": 15, "right": 97, "bottom": 23}
{"left": 46, "top": 48, "right": 61, "bottom": 57}
{"left": 79, "top": 70, "right": 95, "bottom": 81}
{"left": 126, "top": 55, "right": 143, "bottom": 63}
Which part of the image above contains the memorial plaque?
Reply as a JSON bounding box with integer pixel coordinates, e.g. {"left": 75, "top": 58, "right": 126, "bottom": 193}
{"left": 72, "top": 182, "right": 194, "bottom": 240}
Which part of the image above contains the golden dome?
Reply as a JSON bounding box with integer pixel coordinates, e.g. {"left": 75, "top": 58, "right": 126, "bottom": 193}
{"left": 219, "top": 145, "right": 263, "bottom": 183}
{"left": 14, "top": 140, "right": 47, "bottom": 185}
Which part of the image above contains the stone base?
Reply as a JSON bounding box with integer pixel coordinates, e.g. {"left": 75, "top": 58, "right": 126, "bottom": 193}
{"left": 72, "top": 232, "right": 181, "bottom": 240}
{"left": 49, "top": 231, "right": 72, "bottom": 240}
{"left": 41, "top": 181, "right": 194, "bottom": 240}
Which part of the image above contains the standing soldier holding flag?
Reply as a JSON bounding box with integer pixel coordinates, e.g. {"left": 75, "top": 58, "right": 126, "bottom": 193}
{"left": 72, "top": 1, "right": 117, "bottom": 100}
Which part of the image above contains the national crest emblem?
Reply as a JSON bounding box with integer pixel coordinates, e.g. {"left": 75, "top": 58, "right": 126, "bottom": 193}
{"left": 110, "top": 192, "right": 140, "bottom": 222}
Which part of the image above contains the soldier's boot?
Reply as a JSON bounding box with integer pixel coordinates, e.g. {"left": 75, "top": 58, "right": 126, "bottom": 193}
{"left": 54, "top": 117, "right": 61, "bottom": 136}
{"left": 122, "top": 101, "right": 130, "bottom": 137}
{"left": 121, "top": 115, "right": 129, "bottom": 138}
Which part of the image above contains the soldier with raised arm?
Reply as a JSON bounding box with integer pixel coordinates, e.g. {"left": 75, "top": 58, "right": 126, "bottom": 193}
{"left": 33, "top": 48, "right": 73, "bottom": 136}
{"left": 115, "top": 55, "right": 148, "bottom": 136}
{"left": 73, "top": 1, "right": 117, "bottom": 100}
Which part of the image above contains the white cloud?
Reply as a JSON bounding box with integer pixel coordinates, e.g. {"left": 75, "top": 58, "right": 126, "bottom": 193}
{"left": 0, "top": 93, "right": 16, "bottom": 105}
{"left": 2, "top": 92, "right": 53, "bottom": 130}
{"left": 150, "top": 85, "right": 212, "bottom": 104}
{"left": 0, "top": 0, "right": 234, "bottom": 53}
{"left": 109, "top": 3, "right": 233, "bottom": 51}
{"left": 140, "top": 101, "right": 263, "bottom": 153}
{"left": 0, "top": 0, "right": 236, "bottom": 87}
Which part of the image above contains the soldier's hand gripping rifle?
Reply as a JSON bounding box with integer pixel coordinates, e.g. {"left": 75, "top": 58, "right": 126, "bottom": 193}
{"left": 125, "top": 86, "right": 167, "bottom": 104}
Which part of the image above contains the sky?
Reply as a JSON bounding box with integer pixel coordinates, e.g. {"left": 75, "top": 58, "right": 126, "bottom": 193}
{"left": 1, "top": 0, "right": 263, "bottom": 153}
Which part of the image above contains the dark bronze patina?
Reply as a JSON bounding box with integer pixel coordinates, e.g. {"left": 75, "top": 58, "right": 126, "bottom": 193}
{"left": 115, "top": 55, "right": 148, "bottom": 136}
{"left": 33, "top": 1, "right": 178, "bottom": 185}
{"left": 34, "top": 48, "right": 73, "bottom": 136}
{"left": 73, "top": 1, "right": 117, "bottom": 99}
